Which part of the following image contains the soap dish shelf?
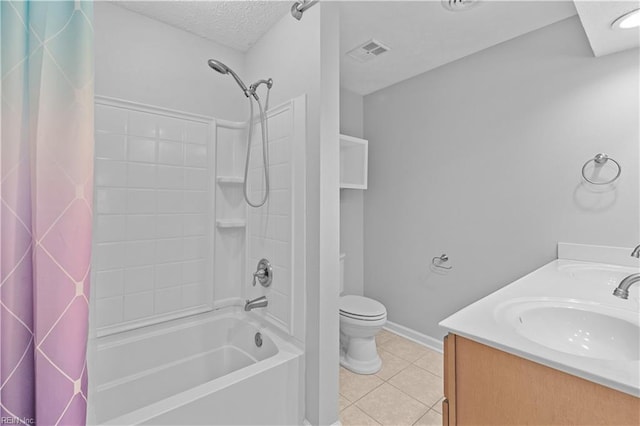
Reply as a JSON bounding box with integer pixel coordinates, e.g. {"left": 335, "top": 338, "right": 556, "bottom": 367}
{"left": 216, "top": 219, "right": 246, "bottom": 229}
{"left": 217, "top": 176, "right": 244, "bottom": 185}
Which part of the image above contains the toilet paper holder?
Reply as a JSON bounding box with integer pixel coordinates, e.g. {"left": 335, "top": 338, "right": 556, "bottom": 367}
{"left": 432, "top": 254, "right": 452, "bottom": 270}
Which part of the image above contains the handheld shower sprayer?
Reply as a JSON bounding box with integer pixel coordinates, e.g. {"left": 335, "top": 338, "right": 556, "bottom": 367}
{"left": 208, "top": 59, "right": 251, "bottom": 98}
{"left": 208, "top": 59, "right": 273, "bottom": 208}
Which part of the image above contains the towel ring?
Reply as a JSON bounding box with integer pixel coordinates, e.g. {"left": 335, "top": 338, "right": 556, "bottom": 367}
{"left": 581, "top": 153, "right": 621, "bottom": 185}
{"left": 432, "top": 254, "right": 452, "bottom": 270}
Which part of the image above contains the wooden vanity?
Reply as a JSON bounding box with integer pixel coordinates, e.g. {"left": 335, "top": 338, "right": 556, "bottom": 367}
{"left": 442, "top": 333, "right": 640, "bottom": 426}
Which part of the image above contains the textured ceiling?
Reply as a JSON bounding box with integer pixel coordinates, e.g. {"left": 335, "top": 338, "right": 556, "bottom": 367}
{"left": 339, "top": 1, "right": 578, "bottom": 95}
{"left": 114, "top": 0, "right": 291, "bottom": 52}
{"left": 574, "top": 1, "right": 640, "bottom": 56}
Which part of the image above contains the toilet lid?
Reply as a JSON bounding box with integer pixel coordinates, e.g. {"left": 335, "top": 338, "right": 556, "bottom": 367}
{"left": 339, "top": 295, "right": 386, "bottom": 318}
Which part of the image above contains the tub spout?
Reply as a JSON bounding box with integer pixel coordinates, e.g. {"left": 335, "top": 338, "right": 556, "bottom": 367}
{"left": 245, "top": 296, "right": 268, "bottom": 311}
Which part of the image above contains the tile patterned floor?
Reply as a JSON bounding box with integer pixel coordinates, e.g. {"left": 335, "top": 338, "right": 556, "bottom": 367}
{"left": 339, "top": 329, "right": 444, "bottom": 426}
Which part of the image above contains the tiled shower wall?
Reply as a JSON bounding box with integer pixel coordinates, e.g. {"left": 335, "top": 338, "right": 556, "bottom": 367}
{"left": 93, "top": 99, "right": 212, "bottom": 335}
{"left": 244, "top": 98, "right": 305, "bottom": 340}
{"left": 92, "top": 96, "right": 305, "bottom": 341}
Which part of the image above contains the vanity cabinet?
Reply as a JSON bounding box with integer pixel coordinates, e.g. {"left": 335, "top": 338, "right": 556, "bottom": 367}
{"left": 442, "top": 334, "right": 640, "bottom": 426}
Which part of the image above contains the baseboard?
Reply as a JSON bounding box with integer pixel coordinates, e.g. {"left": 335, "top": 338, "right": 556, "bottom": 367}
{"left": 384, "top": 320, "right": 443, "bottom": 353}
{"left": 303, "top": 419, "right": 341, "bottom": 426}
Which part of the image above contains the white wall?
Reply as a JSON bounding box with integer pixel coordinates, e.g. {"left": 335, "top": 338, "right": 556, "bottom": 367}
{"left": 340, "top": 89, "right": 365, "bottom": 296}
{"left": 363, "top": 16, "right": 640, "bottom": 340}
{"left": 95, "top": 3, "right": 245, "bottom": 120}
{"left": 245, "top": 6, "right": 340, "bottom": 425}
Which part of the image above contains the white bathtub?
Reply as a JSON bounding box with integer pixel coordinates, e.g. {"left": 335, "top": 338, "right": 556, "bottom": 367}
{"left": 90, "top": 308, "right": 304, "bottom": 425}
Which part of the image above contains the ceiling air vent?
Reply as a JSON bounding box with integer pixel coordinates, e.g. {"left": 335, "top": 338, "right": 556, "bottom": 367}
{"left": 346, "top": 39, "right": 390, "bottom": 63}
{"left": 442, "top": 0, "right": 480, "bottom": 12}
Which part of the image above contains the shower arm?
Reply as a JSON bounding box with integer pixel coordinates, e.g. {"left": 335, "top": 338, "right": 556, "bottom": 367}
{"left": 291, "top": 0, "right": 319, "bottom": 20}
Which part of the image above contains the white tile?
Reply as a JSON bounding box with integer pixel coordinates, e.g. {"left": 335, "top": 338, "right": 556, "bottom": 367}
{"left": 124, "top": 266, "right": 155, "bottom": 294}
{"left": 155, "top": 263, "right": 182, "bottom": 289}
{"left": 269, "top": 138, "right": 290, "bottom": 165}
{"left": 275, "top": 215, "right": 291, "bottom": 242}
{"left": 128, "top": 111, "right": 157, "bottom": 138}
{"left": 94, "top": 242, "right": 125, "bottom": 270}
{"left": 96, "top": 296, "right": 124, "bottom": 327}
{"left": 183, "top": 237, "right": 207, "bottom": 260}
{"left": 123, "top": 291, "right": 155, "bottom": 321}
{"left": 158, "top": 141, "right": 184, "bottom": 166}
{"left": 124, "top": 266, "right": 155, "bottom": 293}
{"left": 126, "top": 190, "right": 156, "bottom": 214}
{"left": 155, "top": 287, "right": 182, "bottom": 314}
{"left": 157, "top": 116, "right": 184, "bottom": 141}
{"left": 126, "top": 215, "right": 156, "bottom": 240}
{"left": 157, "top": 190, "right": 183, "bottom": 213}
{"left": 269, "top": 190, "right": 291, "bottom": 216}
{"left": 95, "top": 133, "right": 126, "bottom": 160}
{"left": 157, "top": 165, "right": 184, "bottom": 189}
{"left": 95, "top": 105, "right": 128, "bottom": 134}
{"left": 95, "top": 159, "right": 127, "bottom": 187}
{"left": 270, "top": 265, "right": 290, "bottom": 295}
{"left": 267, "top": 290, "right": 289, "bottom": 324}
{"left": 127, "top": 163, "right": 156, "bottom": 188}
{"left": 182, "top": 260, "right": 206, "bottom": 283}
{"left": 183, "top": 214, "right": 207, "bottom": 236}
{"left": 96, "top": 189, "right": 127, "bottom": 214}
{"left": 95, "top": 215, "right": 126, "bottom": 242}
{"left": 156, "top": 215, "right": 183, "bottom": 238}
{"left": 124, "top": 241, "right": 155, "bottom": 267}
{"left": 95, "top": 269, "right": 124, "bottom": 299}
{"left": 183, "top": 191, "right": 208, "bottom": 213}
{"left": 184, "top": 122, "right": 208, "bottom": 144}
{"left": 182, "top": 282, "right": 205, "bottom": 308}
{"left": 184, "top": 168, "right": 208, "bottom": 190}
{"left": 185, "top": 144, "right": 208, "bottom": 167}
{"left": 156, "top": 239, "right": 183, "bottom": 263}
{"left": 128, "top": 137, "right": 156, "bottom": 163}
{"left": 269, "top": 164, "right": 290, "bottom": 190}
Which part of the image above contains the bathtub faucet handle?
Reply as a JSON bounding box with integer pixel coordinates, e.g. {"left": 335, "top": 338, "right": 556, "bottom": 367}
{"left": 252, "top": 258, "right": 273, "bottom": 287}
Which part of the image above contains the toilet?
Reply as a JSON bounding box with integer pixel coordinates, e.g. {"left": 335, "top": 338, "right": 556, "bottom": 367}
{"left": 339, "top": 254, "right": 387, "bottom": 374}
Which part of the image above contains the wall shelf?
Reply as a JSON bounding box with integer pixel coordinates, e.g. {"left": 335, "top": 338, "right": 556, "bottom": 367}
{"left": 216, "top": 219, "right": 246, "bottom": 229}
{"left": 340, "top": 134, "right": 368, "bottom": 189}
{"left": 217, "top": 176, "right": 244, "bottom": 184}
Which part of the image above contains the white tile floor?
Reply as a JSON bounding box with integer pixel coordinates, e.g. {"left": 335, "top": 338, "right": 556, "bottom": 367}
{"left": 339, "top": 330, "right": 444, "bottom": 426}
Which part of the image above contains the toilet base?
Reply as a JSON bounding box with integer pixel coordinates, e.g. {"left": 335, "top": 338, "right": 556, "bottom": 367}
{"left": 339, "top": 335, "right": 382, "bottom": 375}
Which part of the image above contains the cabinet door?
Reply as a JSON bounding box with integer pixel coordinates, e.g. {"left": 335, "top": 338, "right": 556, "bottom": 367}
{"left": 454, "top": 336, "right": 640, "bottom": 425}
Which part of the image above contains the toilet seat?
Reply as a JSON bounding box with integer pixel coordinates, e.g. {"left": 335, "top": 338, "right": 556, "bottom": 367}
{"left": 340, "top": 295, "right": 386, "bottom": 321}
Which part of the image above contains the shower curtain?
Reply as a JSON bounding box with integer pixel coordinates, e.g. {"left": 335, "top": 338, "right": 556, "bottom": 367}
{"left": 1, "top": 1, "right": 94, "bottom": 425}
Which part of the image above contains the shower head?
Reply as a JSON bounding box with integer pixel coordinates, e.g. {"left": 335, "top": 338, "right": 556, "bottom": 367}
{"left": 207, "top": 59, "right": 229, "bottom": 74}
{"left": 208, "top": 59, "right": 250, "bottom": 97}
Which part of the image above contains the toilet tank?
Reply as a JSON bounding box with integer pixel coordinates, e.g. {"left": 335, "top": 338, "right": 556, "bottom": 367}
{"left": 340, "top": 253, "right": 346, "bottom": 294}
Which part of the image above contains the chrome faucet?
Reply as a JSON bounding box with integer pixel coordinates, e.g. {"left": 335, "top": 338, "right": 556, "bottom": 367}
{"left": 612, "top": 244, "right": 640, "bottom": 300}
{"left": 244, "top": 296, "right": 268, "bottom": 311}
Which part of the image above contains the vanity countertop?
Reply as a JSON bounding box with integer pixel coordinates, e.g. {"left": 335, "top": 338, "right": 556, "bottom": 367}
{"left": 440, "top": 257, "right": 640, "bottom": 397}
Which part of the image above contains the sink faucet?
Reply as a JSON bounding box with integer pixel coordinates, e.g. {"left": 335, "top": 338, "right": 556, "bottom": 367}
{"left": 244, "top": 296, "right": 268, "bottom": 311}
{"left": 612, "top": 244, "right": 640, "bottom": 300}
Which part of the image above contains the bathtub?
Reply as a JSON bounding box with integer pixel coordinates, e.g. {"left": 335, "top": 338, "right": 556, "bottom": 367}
{"left": 89, "top": 307, "right": 304, "bottom": 425}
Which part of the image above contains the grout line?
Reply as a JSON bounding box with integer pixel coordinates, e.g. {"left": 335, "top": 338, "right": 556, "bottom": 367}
{"left": 384, "top": 379, "right": 433, "bottom": 413}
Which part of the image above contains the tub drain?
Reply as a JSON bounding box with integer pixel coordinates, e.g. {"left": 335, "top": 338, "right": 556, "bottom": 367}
{"left": 255, "top": 332, "right": 263, "bottom": 347}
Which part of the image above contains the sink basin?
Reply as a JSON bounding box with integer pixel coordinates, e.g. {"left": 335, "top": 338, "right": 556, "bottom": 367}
{"left": 496, "top": 300, "right": 640, "bottom": 361}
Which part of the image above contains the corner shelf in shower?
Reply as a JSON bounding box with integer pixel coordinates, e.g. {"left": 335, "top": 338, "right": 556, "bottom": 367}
{"left": 216, "top": 219, "right": 246, "bottom": 229}
{"left": 216, "top": 176, "right": 244, "bottom": 185}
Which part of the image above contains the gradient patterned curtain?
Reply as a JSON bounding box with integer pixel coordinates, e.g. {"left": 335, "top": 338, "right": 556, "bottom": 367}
{"left": 1, "top": 1, "right": 94, "bottom": 425}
